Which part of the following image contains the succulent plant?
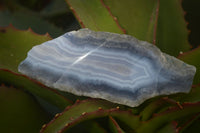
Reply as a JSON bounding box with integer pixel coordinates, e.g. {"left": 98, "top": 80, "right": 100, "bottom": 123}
{"left": 0, "top": 0, "right": 200, "bottom": 133}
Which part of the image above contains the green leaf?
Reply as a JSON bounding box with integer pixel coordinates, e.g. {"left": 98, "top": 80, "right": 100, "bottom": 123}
{"left": 109, "top": 116, "right": 125, "bottom": 133}
{"left": 138, "top": 85, "right": 200, "bottom": 123}
{"left": 66, "top": 120, "right": 108, "bottom": 133}
{"left": 65, "top": 0, "right": 124, "bottom": 33}
{"left": 0, "top": 85, "right": 49, "bottom": 133}
{"left": 137, "top": 102, "right": 200, "bottom": 133}
{"left": 178, "top": 47, "right": 200, "bottom": 84}
{"left": 139, "top": 98, "right": 173, "bottom": 121}
{"left": 182, "top": 114, "right": 200, "bottom": 133}
{"left": 40, "top": 0, "right": 71, "bottom": 17}
{"left": 0, "top": 11, "right": 64, "bottom": 38}
{"left": 182, "top": 0, "right": 200, "bottom": 48}
{"left": 40, "top": 99, "right": 116, "bottom": 133}
{"left": 102, "top": 0, "right": 158, "bottom": 42}
{"left": 0, "top": 26, "right": 51, "bottom": 72}
{"left": 86, "top": 121, "right": 108, "bottom": 133}
{"left": 178, "top": 113, "right": 200, "bottom": 133}
{"left": 41, "top": 99, "right": 140, "bottom": 133}
{"left": 0, "top": 69, "right": 71, "bottom": 112}
{"left": 66, "top": 0, "right": 190, "bottom": 56}
{"left": 157, "top": 122, "right": 177, "bottom": 133}
{"left": 171, "top": 85, "right": 200, "bottom": 103}
{"left": 155, "top": 0, "right": 190, "bottom": 56}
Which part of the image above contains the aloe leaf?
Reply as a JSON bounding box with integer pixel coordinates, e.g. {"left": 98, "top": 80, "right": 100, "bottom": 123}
{"left": 137, "top": 102, "right": 200, "bottom": 133}
{"left": 41, "top": 99, "right": 140, "bottom": 133}
{"left": 170, "top": 85, "right": 200, "bottom": 103}
{"left": 0, "top": 10, "right": 64, "bottom": 38}
{"left": 65, "top": 0, "right": 124, "bottom": 33}
{"left": 102, "top": 0, "right": 158, "bottom": 42}
{"left": 139, "top": 85, "right": 200, "bottom": 122}
{"left": 139, "top": 98, "right": 175, "bottom": 121}
{"left": 178, "top": 113, "right": 200, "bottom": 133}
{"left": 0, "top": 25, "right": 71, "bottom": 114}
{"left": 109, "top": 116, "right": 125, "bottom": 133}
{"left": 66, "top": 120, "right": 108, "bottom": 133}
{"left": 0, "top": 85, "right": 49, "bottom": 132}
{"left": 157, "top": 122, "right": 177, "bottom": 133}
{"left": 61, "top": 109, "right": 140, "bottom": 133}
{"left": 178, "top": 47, "right": 200, "bottom": 84}
{"left": 182, "top": 0, "right": 200, "bottom": 48}
{"left": 181, "top": 114, "right": 200, "bottom": 133}
{"left": 112, "top": 110, "right": 140, "bottom": 131}
{"left": 86, "top": 121, "right": 108, "bottom": 133}
{"left": 40, "top": 0, "right": 70, "bottom": 17}
{"left": 0, "top": 69, "right": 71, "bottom": 111}
{"left": 40, "top": 99, "right": 116, "bottom": 133}
{"left": 155, "top": 0, "right": 190, "bottom": 56}
{"left": 0, "top": 26, "right": 51, "bottom": 72}
{"left": 66, "top": 0, "right": 190, "bottom": 56}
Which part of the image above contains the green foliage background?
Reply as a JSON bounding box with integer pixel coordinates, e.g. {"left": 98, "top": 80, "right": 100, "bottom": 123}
{"left": 0, "top": 0, "right": 200, "bottom": 132}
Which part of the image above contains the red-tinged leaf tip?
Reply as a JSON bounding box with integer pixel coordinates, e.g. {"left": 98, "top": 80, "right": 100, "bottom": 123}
{"left": 8, "top": 23, "right": 16, "bottom": 29}
{"left": 0, "top": 24, "right": 22, "bottom": 33}
{"left": 27, "top": 27, "right": 33, "bottom": 32}
{"left": 44, "top": 32, "right": 52, "bottom": 38}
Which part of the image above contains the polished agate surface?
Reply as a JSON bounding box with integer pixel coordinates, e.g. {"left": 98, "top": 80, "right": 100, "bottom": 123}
{"left": 18, "top": 29, "right": 196, "bottom": 107}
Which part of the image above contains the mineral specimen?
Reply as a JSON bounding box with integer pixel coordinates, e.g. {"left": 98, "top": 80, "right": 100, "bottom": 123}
{"left": 18, "top": 29, "right": 196, "bottom": 107}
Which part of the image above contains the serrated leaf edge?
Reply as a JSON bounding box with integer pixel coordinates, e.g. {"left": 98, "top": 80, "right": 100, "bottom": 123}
{"left": 0, "top": 24, "right": 52, "bottom": 39}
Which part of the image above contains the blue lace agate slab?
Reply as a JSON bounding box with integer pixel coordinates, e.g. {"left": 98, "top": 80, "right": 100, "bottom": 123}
{"left": 18, "top": 29, "right": 196, "bottom": 107}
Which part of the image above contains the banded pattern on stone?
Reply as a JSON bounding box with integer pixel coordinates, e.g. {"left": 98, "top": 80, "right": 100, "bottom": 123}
{"left": 18, "top": 29, "right": 196, "bottom": 107}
